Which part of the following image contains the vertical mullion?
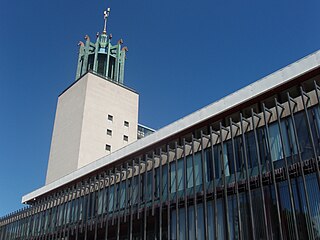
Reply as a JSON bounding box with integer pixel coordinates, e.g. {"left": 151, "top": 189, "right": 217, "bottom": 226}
{"left": 287, "top": 94, "right": 316, "bottom": 239}
{"left": 166, "top": 145, "right": 171, "bottom": 240}
{"left": 124, "top": 162, "right": 129, "bottom": 223}
{"left": 53, "top": 192, "right": 61, "bottom": 239}
{"left": 229, "top": 119, "right": 243, "bottom": 240}
{"left": 94, "top": 175, "right": 101, "bottom": 240}
{"left": 117, "top": 165, "right": 123, "bottom": 240}
{"left": 159, "top": 149, "right": 163, "bottom": 240}
{"left": 174, "top": 142, "right": 180, "bottom": 240}
{"left": 84, "top": 179, "right": 91, "bottom": 240}
{"left": 80, "top": 183, "right": 85, "bottom": 235}
{"left": 183, "top": 139, "right": 189, "bottom": 240}
{"left": 137, "top": 157, "right": 141, "bottom": 220}
{"left": 301, "top": 87, "right": 320, "bottom": 189}
{"left": 262, "top": 103, "right": 284, "bottom": 240}
{"left": 200, "top": 132, "right": 209, "bottom": 240}
{"left": 100, "top": 172, "right": 107, "bottom": 228}
{"left": 64, "top": 188, "right": 71, "bottom": 237}
{"left": 129, "top": 159, "right": 135, "bottom": 240}
{"left": 90, "top": 179, "right": 96, "bottom": 231}
{"left": 239, "top": 114, "right": 256, "bottom": 240}
{"left": 210, "top": 128, "right": 218, "bottom": 240}
{"left": 274, "top": 102, "right": 299, "bottom": 238}
{"left": 144, "top": 155, "right": 148, "bottom": 240}
{"left": 112, "top": 167, "right": 117, "bottom": 226}
{"left": 152, "top": 153, "right": 156, "bottom": 216}
{"left": 191, "top": 136, "right": 198, "bottom": 240}
{"left": 250, "top": 110, "right": 269, "bottom": 239}
{"left": 104, "top": 170, "right": 112, "bottom": 240}
{"left": 219, "top": 124, "right": 230, "bottom": 240}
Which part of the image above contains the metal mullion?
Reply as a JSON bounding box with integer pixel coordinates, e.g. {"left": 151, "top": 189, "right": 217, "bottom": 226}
{"left": 44, "top": 195, "right": 55, "bottom": 240}
{"left": 129, "top": 159, "right": 135, "bottom": 240}
{"left": 229, "top": 119, "right": 243, "bottom": 240}
{"left": 166, "top": 145, "right": 171, "bottom": 240}
{"left": 84, "top": 180, "right": 91, "bottom": 240}
{"left": 112, "top": 168, "right": 117, "bottom": 226}
{"left": 262, "top": 103, "right": 284, "bottom": 240}
{"left": 152, "top": 153, "right": 156, "bottom": 216}
{"left": 144, "top": 155, "right": 148, "bottom": 240}
{"left": 104, "top": 170, "right": 112, "bottom": 240}
{"left": 75, "top": 186, "right": 81, "bottom": 235}
{"left": 250, "top": 110, "right": 269, "bottom": 239}
{"left": 287, "top": 93, "right": 316, "bottom": 239}
{"left": 42, "top": 198, "right": 50, "bottom": 238}
{"left": 100, "top": 172, "right": 107, "bottom": 228}
{"left": 94, "top": 175, "right": 101, "bottom": 240}
{"left": 117, "top": 165, "right": 123, "bottom": 240}
{"left": 189, "top": 136, "right": 198, "bottom": 240}
{"left": 219, "top": 124, "right": 231, "bottom": 240}
{"left": 32, "top": 204, "right": 39, "bottom": 239}
{"left": 137, "top": 157, "right": 142, "bottom": 220}
{"left": 274, "top": 101, "right": 300, "bottom": 239}
{"left": 174, "top": 142, "right": 180, "bottom": 240}
{"left": 69, "top": 187, "right": 76, "bottom": 237}
{"left": 124, "top": 162, "right": 129, "bottom": 223}
{"left": 159, "top": 149, "right": 164, "bottom": 240}
{"left": 15, "top": 212, "right": 20, "bottom": 239}
{"left": 57, "top": 191, "right": 65, "bottom": 239}
{"left": 301, "top": 87, "right": 320, "bottom": 188}
{"left": 210, "top": 128, "right": 219, "bottom": 240}
{"left": 313, "top": 81, "right": 320, "bottom": 150}
{"left": 10, "top": 214, "right": 16, "bottom": 240}
{"left": 63, "top": 188, "right": 71, "bottom": 238}
{"left": 90, "top": 179, "right": 96, "bottom": 231}
{"left": 54, "top": 192, "right": 61, "bottom": 239}
{"left": 200, "top": 131, "right": 209, "bottom": 240}
{"left": 76, "top": 182, "right": 86, "bottom": 236}
{"left": 182, "top": 139, "right": 189, "bottom": 240}
{"left": 240, "top": 114, "right": 256, "bottom": 240}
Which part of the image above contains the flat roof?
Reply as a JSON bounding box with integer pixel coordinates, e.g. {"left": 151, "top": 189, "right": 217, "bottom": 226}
{"left": 22, "top": 50, "right": 320, "bottom": 203}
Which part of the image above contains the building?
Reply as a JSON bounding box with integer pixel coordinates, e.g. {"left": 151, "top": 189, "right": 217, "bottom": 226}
{"left": 1, "top": 7, "right": 320, "bottom": 240}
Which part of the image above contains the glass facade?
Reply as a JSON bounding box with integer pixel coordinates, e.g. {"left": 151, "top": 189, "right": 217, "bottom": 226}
{"left": 2, "top": 82, "right": 320, "bottom": 240}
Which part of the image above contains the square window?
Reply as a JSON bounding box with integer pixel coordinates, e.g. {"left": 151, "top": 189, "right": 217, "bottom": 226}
{"left": 107, "top": 129, "right": 112, "bottom": 136}
{"left": 105, "top": 144, "right": 111, "bottom": 151}
{"left": 108, "top": 115, "right": 113, "bottom": 121}
{"left": 123, "top": 135, "right": 128, "bottom": 141}
{"left": 124, "top": 121, "right": 129, "bottom": 127}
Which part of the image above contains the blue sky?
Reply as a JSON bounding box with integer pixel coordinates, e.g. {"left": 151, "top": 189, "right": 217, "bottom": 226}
{"left": 1, "top": 0, "right": 320, "bottom": 216}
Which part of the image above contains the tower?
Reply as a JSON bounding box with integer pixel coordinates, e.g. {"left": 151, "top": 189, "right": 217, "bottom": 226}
{"left": 45, "top": 8, "right": 139, "bottom": 184}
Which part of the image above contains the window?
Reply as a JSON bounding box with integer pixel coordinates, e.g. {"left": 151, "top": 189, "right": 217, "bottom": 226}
{"left": 106, "top": 129, "right": 112, "bottom": 136}
{"left": 124, "top": 121, "right": 129, "bottom": 127}
{"left": 105, "top": 144, "right": 111, "bottom": 151}
{"left": 123, "top": 135, "right": 128, "bottom": 141}
{"left": 108, "top": 115, "right": 113, "bottom": 121}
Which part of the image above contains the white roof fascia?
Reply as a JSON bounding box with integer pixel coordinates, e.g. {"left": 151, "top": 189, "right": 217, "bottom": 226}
{"left": 22, "top": 50, "right": 320, "bottom": 203}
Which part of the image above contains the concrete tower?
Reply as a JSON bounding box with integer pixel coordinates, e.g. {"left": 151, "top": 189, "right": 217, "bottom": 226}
{"left": 45, "top": 8, "right": 139, "bottom": 184}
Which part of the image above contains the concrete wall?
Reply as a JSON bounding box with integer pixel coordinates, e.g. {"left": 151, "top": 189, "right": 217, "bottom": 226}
{"left": 45, "top": 73, "right": 139, "bottom": 184}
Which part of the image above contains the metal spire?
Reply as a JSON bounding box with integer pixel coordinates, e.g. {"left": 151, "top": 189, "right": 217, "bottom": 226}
{"left": 103, "top": 7, "right": 111, "bottom": 34}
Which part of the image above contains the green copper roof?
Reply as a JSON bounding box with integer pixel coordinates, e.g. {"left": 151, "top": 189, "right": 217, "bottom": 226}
{"left": 75, "top": 7, "right": 128, "bottom": 84}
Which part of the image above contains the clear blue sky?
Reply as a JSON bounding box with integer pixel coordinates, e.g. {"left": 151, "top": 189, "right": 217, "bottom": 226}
{"left": 1, "top": 0, "right": 320, "bottom": 217}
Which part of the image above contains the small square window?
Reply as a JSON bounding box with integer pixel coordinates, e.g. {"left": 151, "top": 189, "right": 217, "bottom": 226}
{"left": 106, "top": 129, "right": 112, "bottom": 136}
{"left": 123, "top": 135, "right": 128, "bottom": 141}
{"left": 105, "top": 144, "right": 111, "bottom": 151}
{"left": 124, "top": 121, "right": 129, "bottom": 127}
{"left": 108, "top": 115, "right": 113, "bottom": 121}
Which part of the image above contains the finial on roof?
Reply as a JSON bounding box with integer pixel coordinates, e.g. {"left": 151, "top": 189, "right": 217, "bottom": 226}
{"left": 103, "top": 7, "right": 111, "bottom": 34}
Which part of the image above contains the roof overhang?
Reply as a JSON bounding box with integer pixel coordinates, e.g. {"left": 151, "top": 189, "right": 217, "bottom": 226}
{"left": 22, "top": 50, "right": 320, "bottom": 203}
